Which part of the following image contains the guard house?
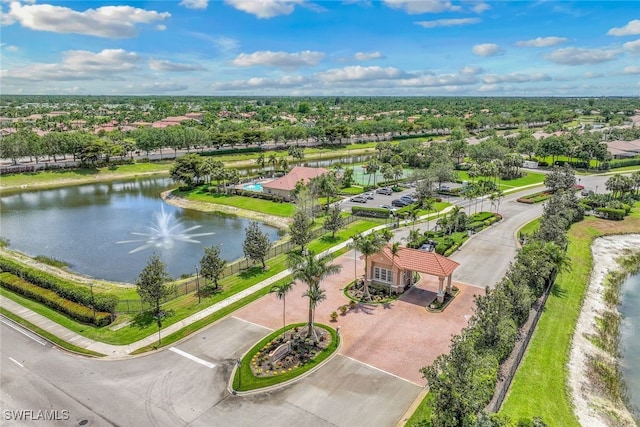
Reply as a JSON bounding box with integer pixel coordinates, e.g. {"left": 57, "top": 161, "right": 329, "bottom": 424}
{"left": 367, "top": 245, "right": 460, "bottom": 303}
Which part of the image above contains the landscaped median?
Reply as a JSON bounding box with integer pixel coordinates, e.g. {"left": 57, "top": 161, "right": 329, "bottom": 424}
{"left": 230, "top": 323, "right": 340, "bottom": 394}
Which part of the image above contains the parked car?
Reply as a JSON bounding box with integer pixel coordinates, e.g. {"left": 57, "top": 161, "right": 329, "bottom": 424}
{"left": 391, "top": 199, "right": 409, "bottom": 207}
{"left": 376, "top": 187, "right": 393, "bottom": 195}
{"left": 419, "top": 243, "right": 435, "bottom": 252}
{"left": 379, "top": 204, "right": 398, "bottom": 212}
{"left": 581, "top": 188, "right": 594, "bottom": 196}
{"left": 400, "top": 195, "right": 416, "bottom": 204}
{"left": 439, "top": 185, "right": 451, "bottom": 191}
{"left": 365, "top": 192, "right": 375, "bottom": 200}
{"left": 350, "top": 195, "right": 368, "bottom": 203}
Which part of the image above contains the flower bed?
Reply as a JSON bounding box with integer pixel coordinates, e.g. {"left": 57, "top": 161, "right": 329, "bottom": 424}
{"left": 343, "top": 280, "right": 400, "bottom": 304}
{"left": 250, "top": 326, "right": 332, "bottom": 377}
{"left": 232, "top": 323, "right": 338, "bottom": 392}
{"left": 517, "top": 190, "right": 552, "bottom": 204}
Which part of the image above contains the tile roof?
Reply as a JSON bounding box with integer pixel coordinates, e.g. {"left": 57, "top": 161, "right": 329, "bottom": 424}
{"left": 378, "top": 245, "right": 459, "bottom": 277}
{"left": 261, "top": 166, "right": 329, "bottom": 192}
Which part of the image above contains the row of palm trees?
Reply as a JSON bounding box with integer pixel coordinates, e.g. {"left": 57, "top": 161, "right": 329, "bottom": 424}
{"left": 269, "top": 229, "right": 394, "bottom": 342}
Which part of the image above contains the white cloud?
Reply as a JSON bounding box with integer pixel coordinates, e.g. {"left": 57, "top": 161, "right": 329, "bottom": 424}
{"left": 515, "top": 36, "right": 568, "bottom": 47}
{"left": 482, "top": 73, "right": 551, "bottom": 84}
{"left": 212, "top": 75, "right": 308, "bottom": 91}
{"left": 623, "top": 39, "right": 640, "bottom": 53}
{"left": 354, "top": 51, "right": 383, "bottom": 61}
{"left": 471, "top": 2, "right": 490, "bottom": 13}
{"left": 383, "top": 0, "right": 460, "bottom": 14}
{"left": 583, "top": 72, "right": 604, "bottom": 79}
{"left": 317, "top": 65, "right": 408, "bottom": 82}
{"left": 137, "top": 82, "right": 189, "bottom": 93}
{"left": 397, "top": 67, "right": 481, "bottom": 87}
{"left": 1, "top": 49, "right": 140, "bottom": 81}
{"left": 224, "top": 0, "right": 305, "bottom": 18}
{"left": 231, "top": 50, "right": 324, "bottom": 69}
{"left": 477, "top": 84, "right": 501, "bottom": 93}
{"left": 0, "top": 43, "right": 18, "bottom": 51}
{"left": 623, "top": 66, "right": 640, "bottom": 74}
{"left": 4, "top": 2, "right": 170, "bottom": 38}
{"left": 546, "top": 47, "right": 620, "bottom": 65}
{"left": 607, "top": 19, "right": 640, "bottom": 36}
{"left": 472, "top": 43, "right": 503, "bottom": 57}
{"left": 180, "top": 0, "right": 209, "bottom": 10}
{"left": 415, "top": 18, "right": 480, "bottom": 28}
{"left": 148, "top": 59, "right": 205, "bottom": 72}
{"left": 156, "top": 24, "right": 166, "bottom": 31}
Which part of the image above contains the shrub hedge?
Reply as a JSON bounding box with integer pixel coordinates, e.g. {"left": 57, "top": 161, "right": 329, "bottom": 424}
{"left": 0, "top": 256, "right": 119, "bottom": 313}
{"left": 0, "top": 273, "right": 113, "bottom": 326}
{"left": 351, "top": 206, "right": 391, "bottom": 218}
{"left": 595, "top": 207, "right": 626, "bottom": 220}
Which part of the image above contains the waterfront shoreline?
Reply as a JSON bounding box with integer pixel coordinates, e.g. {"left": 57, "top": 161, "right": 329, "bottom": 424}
{"left": 568, "top": 234, "right": 640, "bottom": 427}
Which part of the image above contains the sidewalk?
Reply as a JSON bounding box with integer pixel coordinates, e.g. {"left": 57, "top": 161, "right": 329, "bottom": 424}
{"left": 0, "top": 222, "right": 393, "bottom": 359}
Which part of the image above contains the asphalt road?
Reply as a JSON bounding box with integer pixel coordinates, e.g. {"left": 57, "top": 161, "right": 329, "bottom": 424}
{"left": 0, "top": 171, "right": 626, "bottom": 427}
{"left": 1, "top": 315, "right": 419, "bottom": 427}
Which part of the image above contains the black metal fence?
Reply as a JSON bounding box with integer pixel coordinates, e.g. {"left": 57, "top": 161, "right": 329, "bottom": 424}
{"left": 115, "top": 214, "right": 388, "bottom": 314}
{"left": 486, "top": 278, "right": 555, "bottom": 412}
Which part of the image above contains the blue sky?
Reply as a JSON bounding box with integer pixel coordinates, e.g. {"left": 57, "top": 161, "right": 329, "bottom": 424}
{"left": 1, "top": 1, "right": 639, "bottom": 96}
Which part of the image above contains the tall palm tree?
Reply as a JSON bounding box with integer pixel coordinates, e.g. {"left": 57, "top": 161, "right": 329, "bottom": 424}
{"left": 422, "top": 197, "right": 435, "bottom": 232}
{"left": 268, "top": 153, "right": 278, "bottom": 177}
{"left": 543, "top": 242, "right": 572, "bottom": 276}
{"left": 302, "top": 283, "right": 327, "bottom": 342}
{"left": 390, "top": 242, "right": 400, "bottom": 296}
{"left": 256, "top": 153, "right": 265, "bottom": 175}
{"left": 288, "top": 252, "right": 342, "bottom": 340}
{"left": 350, "top": 231, "right": 388, "bottom": 301}
{"left": 269, "top": 280, "right": 295, "bottom": 339}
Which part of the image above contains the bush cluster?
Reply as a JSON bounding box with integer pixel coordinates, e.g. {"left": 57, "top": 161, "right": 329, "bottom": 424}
{"left": 351, "top": 206, "right": 391, "bottom": 218}
{"left": 0, "top": 256, "right": 119, "bottom": 313}
{"left": 0, "top": 273, "right": 113, "bottom": 326}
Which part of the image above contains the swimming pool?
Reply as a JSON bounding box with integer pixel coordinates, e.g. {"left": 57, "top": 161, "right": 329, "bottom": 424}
{"left": 243, "top": 183, "right": 264, "bottom": 192}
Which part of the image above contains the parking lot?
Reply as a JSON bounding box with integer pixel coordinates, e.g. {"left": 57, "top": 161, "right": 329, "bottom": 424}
{"left": 340, "top": 186, "right": 418, "bottom": 211}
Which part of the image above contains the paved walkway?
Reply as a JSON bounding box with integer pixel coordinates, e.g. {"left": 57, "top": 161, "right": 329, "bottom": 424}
{"left": 0, "top": 221, "right": 396, "bottom": 358}
{"left": 0, "top": 182, "right": 549, "bottom": 359}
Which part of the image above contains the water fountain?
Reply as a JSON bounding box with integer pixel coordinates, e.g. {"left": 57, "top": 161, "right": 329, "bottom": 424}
{"left": 117, "top": 205, "right": 214, "bottom": 254}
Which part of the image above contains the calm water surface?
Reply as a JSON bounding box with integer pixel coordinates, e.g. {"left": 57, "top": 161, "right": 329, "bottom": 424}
{"left": 0, "top": 178, "right": 279, "bottom": 283}
{"left": 620, "top": 271, "right": 640, "bottom": 419}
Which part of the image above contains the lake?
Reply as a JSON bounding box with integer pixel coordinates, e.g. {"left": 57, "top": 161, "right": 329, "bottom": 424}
{"left": 0, "top": 177, "right": 279, "bottom": 283}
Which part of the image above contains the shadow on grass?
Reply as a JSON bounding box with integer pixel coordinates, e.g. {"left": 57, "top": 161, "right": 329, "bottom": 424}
{"left": 551, "top": 283, "right": 568, "bottom": 299}
{"left": 239, "top": 265, "right": 267, "bottom": 280}
{"left": 131, "top": 309, "right": 174, "bottom": 329}
{"left": 320, "top": 235, "right": 340, "bottom": 244}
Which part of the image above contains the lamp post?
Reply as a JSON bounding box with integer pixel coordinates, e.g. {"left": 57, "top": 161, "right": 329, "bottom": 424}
{"left": 195, "top": 265, "right": 201, "bottom": 304}
{"left": 89, "top": 282, "right": 96, "bottom": 324}
{"left": 236, "top": 358, "right": 242, "bottom": 389}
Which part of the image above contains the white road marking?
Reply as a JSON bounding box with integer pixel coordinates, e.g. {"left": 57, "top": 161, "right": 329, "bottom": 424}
{"left": 169, "top": 347, "right": 216, "bottom": 369}
{"left": 0, "top": 317, "right": 47, "bottom": 346}
{"left": 9, "top": 357, "right": 24, "bottom": 368}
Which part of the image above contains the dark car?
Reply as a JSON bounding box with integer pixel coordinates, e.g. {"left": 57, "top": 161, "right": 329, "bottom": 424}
{"left": 400, "top": 195, "right": 416, "bottom": 204}
{"left": 391, "top": 199, "right": 409, "bottom": 207}
{"left": 350, "top": 195, "right": 368, "bottom": 203}
{"left": 376, "top": 187, "right": 393, "bottom": 195}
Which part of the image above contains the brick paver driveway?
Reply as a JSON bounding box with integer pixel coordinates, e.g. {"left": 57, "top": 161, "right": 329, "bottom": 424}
{"left": 234, "top": 249, "right": 482, "bottom": 385}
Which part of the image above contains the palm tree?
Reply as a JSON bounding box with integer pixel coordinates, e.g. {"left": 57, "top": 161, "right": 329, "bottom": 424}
{"left": 543, "top": 242, "right": 572, "bottom": 276}
{"left": 350, "top": 231, "right": 389, "bottom": 301}
{"left": 268, "top": 153, "right": 278, "bottom": 177}
{"left": 302, "top": 283, "right": 326, "bottom": 341}
{"left": 269, "top": 280, "right": 295, "bottom": 339}
{"left": 422, "top": 197, "right": 435, "bottom": 232}
{"left": 288, "top": 252, "right": 342, "bottom": 341}
{"left": 390, "top": 242, "right": 400, "bottom": 296}
{"left": 256, "top": 153, "right": 265, "bottom": 175}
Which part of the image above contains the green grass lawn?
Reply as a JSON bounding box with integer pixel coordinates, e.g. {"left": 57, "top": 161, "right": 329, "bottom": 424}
{"left": 500, "top": 210, "right": 640, "bottom": 424}
{"left": 455, "top": 171, "right": 545, "bottom": 190}
{"left": 518, "top": 218, "right": 540, "bottom": 237}
{"left": 0, "top": 162, "right": 172, "bottom": 189}
{"left": 0, "top": 218, "right": 381, "bottom": 346}
{"left": 184, "top": 189, "right": 298, "bottom": 217}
